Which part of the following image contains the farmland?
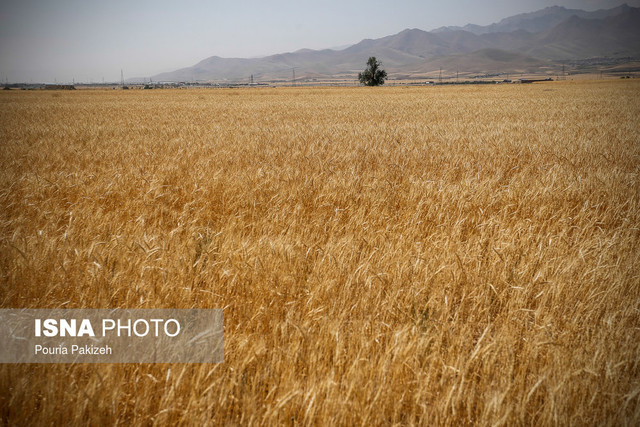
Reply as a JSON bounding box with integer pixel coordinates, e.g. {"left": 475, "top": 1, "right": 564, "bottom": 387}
{"left": 1, "top": 81, "right": 639, "bottom": 425}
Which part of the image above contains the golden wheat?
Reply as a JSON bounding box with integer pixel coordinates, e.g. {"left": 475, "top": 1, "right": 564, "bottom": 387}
{"left": 1, "top": 81, "right": 639, "bottom": 425}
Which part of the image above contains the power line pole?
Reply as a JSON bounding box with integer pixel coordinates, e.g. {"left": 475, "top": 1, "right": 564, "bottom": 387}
{"left": 121, "top": 69, "right": 124, "bottom": 88}
{"left": 439, "top": 67, "right": 442, "bottom": 84}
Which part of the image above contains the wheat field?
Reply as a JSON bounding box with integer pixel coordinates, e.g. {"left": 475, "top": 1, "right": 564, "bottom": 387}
{"left": 1, "top": 81, "right": 639, "bottom": 425}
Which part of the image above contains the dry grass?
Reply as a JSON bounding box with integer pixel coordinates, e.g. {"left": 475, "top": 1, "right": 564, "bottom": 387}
{"left": 1, "top": 81, "right": 639, "bottom": 425}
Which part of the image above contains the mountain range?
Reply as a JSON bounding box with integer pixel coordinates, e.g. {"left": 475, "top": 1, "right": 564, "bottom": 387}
{"left": 145, "top": 4, "right": 640, "bottom": 83}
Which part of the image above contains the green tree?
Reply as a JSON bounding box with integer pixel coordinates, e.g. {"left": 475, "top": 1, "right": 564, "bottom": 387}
{"left": 358, "top": 57, "right": 387, "bottom": 86}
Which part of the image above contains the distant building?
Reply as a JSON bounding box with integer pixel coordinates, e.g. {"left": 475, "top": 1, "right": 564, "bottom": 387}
{"left": 44, "top": 84, "right": 76, "bottom": 90}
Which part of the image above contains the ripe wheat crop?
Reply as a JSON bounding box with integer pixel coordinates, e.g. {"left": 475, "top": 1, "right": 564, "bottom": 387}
{"left": 1, "top": 81, "right": 639, "bottom": 425}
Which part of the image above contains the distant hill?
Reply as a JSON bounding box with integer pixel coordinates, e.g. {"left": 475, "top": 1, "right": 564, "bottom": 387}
{"left": 143, "top": 5, "right": 640, "bottom": 83}
{"left": 408, "top": 49, "right": 550, "bottom": 77}
{"left": 432, "top": 3, "right": 634, "bottom": 35}
{"left": 528, "top": 6, "right": 640, "bottom": 59}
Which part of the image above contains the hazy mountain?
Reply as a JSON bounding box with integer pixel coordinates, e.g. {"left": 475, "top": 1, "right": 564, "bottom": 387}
{"left": 432, "top": 3, "right": 634, "bottom": 35}
{"left": 349, "top": 29, "right": 451, "bottom": 59}
{"left": 146, "top": 5, "right": 640, "bottom": 83}
{"left": 527, "top": 6, "right": 640, "bottom": 59}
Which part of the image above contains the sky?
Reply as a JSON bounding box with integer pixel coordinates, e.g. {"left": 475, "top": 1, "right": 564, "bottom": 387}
{"left": 1, "top": 0, "right": 638, "bottom": 83}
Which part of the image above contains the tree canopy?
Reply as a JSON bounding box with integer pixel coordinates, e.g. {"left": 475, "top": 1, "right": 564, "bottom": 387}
{"left": 358, "top": 57, "right": 387, "bottom": 86}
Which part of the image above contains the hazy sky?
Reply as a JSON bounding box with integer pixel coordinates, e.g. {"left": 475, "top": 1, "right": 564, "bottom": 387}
{"left": 1, "top": 0, "right": 638, "bottom": 83}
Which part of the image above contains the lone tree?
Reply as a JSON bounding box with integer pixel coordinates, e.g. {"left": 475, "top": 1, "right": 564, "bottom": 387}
{"left": 358, "top": 57, "right": 387, "bottom": 86}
